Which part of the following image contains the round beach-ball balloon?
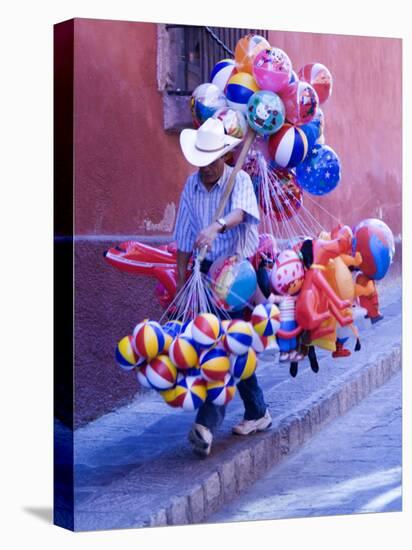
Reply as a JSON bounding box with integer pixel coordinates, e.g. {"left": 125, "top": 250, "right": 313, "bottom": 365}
{"left": 160, "top": 385, "right": 180, "bottom": 408}
{"left": 181, "top": 319, "right": 194, "bottom": 338}
{"left": 268, "top": 123, "right": 308, "bottom": 168}
{"left": 209, "top": 255, "right": 257, "bottom": 312}
{"left": 136, "top": 363, "right": 153, "bottom": 389}
{"left": 230, "top": 347, "right": 257, "bottom": 380}
{"left": 192, "top": 313, "right": 222, "bottom": 348}
{"left": 199, "top": 346, "right": 230, "bottom": 382}
{"left": 210, "top": 58, "right": 236, "bottom": 92}
{"left": 172, "top": 374, "right": 207, "bottom": 411}
{"left": 298, "top": 63, "right": 333, "bottom": 104}
{"left": 251, "top": 331, "right": 273, "bottom": 354}
{"left": 168, "top": 336, "right": 199, "bottom": 370}
{"left": 353, "top": 219, "right": 395, "bottom": 280}
{"left": 251, "top": 303, "right": 281, "bottom": 337}
{"left": 146, "top": 355, "right": 177, "bottom": 391}
{"left": 296, "top": 143, "right": 341, "bottom": 195}
{"left": 252, "top": 47, "right": 292, "bottom": 93}
{"left": 280, "top": 80, "right": 319, "bottom": 125}
{"left": 221, "top": 319, "right": 232, "bottom": 334}
{"left": 133, "top": 320, "right": 166, "bottom": 359}
{"left": 163, "top": 319, "right": 183, "bottom": 338}
{"left": 163, "top": 331, "right": 173, "bottom": 353}
{"left": 224, "top": 320, "right": 254, "bottom": 355}
{"left": 190, "top": 83, "right": 228, "bottom": 128}
{"left": 226, "top": 72, "right": 260, "bottom": 113}
{"left": 246, "top": 90, "right": 285, "bottom": 136}
{"left": 115, "top": 335, "right": 139, "bottom": 371}
{"left": 235, "top": 34, "right": 270, "bottom": 74}
{"left": 212, "top": 107, "right": 248, "bottom": 139}
{"left": 131, "top": 319, "right": 147, "bottom": 354}
{"left": 354, "top": 218, "right": 395, "bottom": 262}
{"left": 206, "top": 373, "right": 236, "bottom": 406}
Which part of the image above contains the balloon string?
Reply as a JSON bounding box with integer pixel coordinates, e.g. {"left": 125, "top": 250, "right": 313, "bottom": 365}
{"left": 159, "top": 151, "right": 343, "bottom": 325}
{"left": 302, "top": 191, "right": 344, "bottom": 227}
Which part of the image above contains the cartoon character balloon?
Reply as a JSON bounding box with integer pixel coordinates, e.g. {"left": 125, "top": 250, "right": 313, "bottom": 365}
{"left": 270, "top": 249, "right": 305, "bottom": 362}
{"left": 252, "top": 47, "right": 292, "bottom": 93}
{"left": 246, "top": 90, "right": 285, "bottom": 135}
{"left": 298, "top": 63, "right": 333, "bottom": 104}
{"left": 280, "top": 80, "right": 319, "bottom": 125}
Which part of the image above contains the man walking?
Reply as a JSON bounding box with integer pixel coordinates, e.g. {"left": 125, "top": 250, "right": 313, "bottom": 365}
{"left": 174, "top": 118, "right": 272, "bottom": 457}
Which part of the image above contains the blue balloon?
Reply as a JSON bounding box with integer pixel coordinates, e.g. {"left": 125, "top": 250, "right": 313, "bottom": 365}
{"left": 300, "top": 119, "right": 321, "bottom": 149}
{"left": 295, "top": 144, "right": 341, "bottom": 195}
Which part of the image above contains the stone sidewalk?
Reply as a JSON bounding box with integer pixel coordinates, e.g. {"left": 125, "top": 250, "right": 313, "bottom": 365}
{"left": 57, "top": 282, "right": 401, "bottom": 531}
{"left": 212, "top": 369, "right": 402, "bottom": 523}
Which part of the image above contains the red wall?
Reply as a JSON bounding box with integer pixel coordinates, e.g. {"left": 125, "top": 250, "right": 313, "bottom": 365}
{"left": 267, "top": 30, "right": 402, "bottom": 236}
{"left": 71, "top": 19, "right": 402, "bottom": 427}
{"left": 74, "top": 18, "right": 192, "bottom": 236}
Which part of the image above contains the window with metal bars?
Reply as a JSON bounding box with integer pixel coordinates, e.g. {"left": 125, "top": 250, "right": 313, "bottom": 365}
{"left": 157, "top": 24, "right": 269, "bottom": 132}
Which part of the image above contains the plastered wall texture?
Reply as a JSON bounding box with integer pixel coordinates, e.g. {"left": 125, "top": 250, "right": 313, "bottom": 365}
{"left": 71, "top": 19, "right": 401, "bottom": 426}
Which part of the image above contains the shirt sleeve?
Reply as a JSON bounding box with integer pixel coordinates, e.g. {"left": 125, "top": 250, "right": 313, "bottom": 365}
{"left": 230, "top": 170, "right": 260, "bottom": 225}
{"left": 173, "top": 180, "right": 196, "bottom": 253}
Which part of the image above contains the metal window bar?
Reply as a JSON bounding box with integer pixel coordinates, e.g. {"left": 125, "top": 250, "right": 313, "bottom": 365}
{"left": 165, "top": 25, "right": 269, "bottom": 95}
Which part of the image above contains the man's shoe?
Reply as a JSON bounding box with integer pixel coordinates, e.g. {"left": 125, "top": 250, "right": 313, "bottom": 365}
{"left": 188, "top": 423, "right": 213, "bottom": 457}
{"left": 232, "top": 409, "right": 272, "bottom": 436}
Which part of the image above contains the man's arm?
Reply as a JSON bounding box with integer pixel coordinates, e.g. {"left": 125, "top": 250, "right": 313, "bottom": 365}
{"left": 194, "top": 208, "right": 245, "bottom": 250}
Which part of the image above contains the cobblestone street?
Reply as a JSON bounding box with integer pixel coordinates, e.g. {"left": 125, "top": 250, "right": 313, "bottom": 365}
{"left": 212, "top": 370, "right": 402, "bottom": 523}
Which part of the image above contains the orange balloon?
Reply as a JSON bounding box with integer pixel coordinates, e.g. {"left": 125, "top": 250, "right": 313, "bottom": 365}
{"left": 234, "top": 34, "right": 270, "bottom": 74}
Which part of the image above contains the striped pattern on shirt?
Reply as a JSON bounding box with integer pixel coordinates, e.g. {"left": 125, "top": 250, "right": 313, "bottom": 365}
{"left": 173, "top": 164, "right": 260, "bottom": 261}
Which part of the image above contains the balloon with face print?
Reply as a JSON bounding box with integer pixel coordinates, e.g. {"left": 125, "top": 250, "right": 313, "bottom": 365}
{"left": 280, "top": 80, "right": 319, "bottom": 125}
{"left": 246, "top": 90, "right": 285, "bottom": 136}
{"left": 253, "top": 47, "right": 292, "bottom": 93}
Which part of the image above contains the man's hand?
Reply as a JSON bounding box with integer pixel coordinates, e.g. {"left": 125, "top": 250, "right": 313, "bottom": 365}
{"left": 194, "top": 222, "right": 221, "bottom": 251}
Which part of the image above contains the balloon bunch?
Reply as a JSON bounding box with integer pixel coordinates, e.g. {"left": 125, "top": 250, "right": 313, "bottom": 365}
{"left": 115, "top": 307, "right": 281, "bottom": 412}
{"left": 190, "top": 33, "right": 339, "bottom": 199}
{"left": 250, "top": 219, "right": 395, "bottom": 375}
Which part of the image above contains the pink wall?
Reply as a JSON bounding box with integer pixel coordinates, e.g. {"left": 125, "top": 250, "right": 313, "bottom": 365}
{"left": 74, "top": 18, "right": 192, "bottom": 236}
{"left": 267, "top": 30, "right": 402, "bottom": 236}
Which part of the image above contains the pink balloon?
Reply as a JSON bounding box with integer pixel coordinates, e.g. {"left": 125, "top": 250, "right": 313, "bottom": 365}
{"left": 252, "top": 48, "right": 292, "bottom": 93}
{"left": 280, "top": 80, "right": 319, "bottom": 125}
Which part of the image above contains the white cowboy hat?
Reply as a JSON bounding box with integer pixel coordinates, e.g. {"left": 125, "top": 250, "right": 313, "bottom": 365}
{"left": 180, "top": 118, "right": 242, "bottom": 167}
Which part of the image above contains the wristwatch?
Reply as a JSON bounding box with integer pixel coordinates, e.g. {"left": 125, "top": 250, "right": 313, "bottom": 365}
{"left": 216, "top": 218, "right": 227, "bottom": 233}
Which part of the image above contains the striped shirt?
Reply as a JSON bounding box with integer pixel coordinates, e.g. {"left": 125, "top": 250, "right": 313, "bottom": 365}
{"left": 173, "top": 164, "right": 260, "bottom": 261}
